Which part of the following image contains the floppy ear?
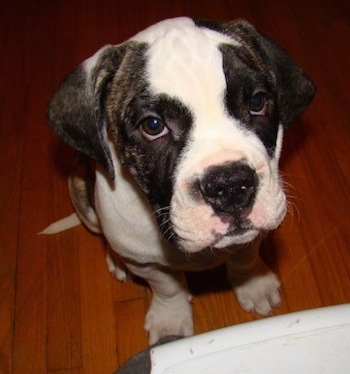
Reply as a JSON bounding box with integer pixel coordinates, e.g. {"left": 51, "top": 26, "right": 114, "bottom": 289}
{"left": 226, "top": 20, "right": 316, "bottom": 128}
{"left": 47, "top": 44, "right": 128, "bottom": 180}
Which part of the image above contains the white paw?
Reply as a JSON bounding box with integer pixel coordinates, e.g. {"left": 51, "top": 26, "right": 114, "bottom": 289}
{"left": 234, "top": 271, "right": 281, "bottom": 316}
{"left": 144, "top": 294, "right": 194, "bottom": 345}
{"left": 105, "top": 252, "right": 127, "bottom": 282}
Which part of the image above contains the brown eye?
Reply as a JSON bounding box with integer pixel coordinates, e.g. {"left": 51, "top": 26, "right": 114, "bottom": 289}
{"left": 250, "top": 92, "right": 267, "bottom": 115}
{"left": 140, "top": 117, "right": 169, "bottom": 141}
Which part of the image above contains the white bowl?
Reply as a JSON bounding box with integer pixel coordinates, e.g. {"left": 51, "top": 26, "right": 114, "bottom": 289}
{"left": 150, "top": 303, "right": 350, "bottom": 373}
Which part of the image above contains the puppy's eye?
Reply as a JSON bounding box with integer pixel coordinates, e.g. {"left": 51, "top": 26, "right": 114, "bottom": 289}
{"left": 140, "top": 117, "right": 169, "bottom": 141}
{"left": 250, "top": 92, "right": 268, "bottom": 115}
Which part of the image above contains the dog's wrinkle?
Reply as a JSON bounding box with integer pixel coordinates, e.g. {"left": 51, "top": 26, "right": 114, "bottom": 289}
{"left": 170, "top": 220, "right": 199, "bottom": 246}
{"left": 168, "top": 224, "right": 192, "bottom": 246}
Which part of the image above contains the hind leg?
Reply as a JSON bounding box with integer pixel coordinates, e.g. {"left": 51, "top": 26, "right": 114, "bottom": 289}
{"left": 69, "top": 155, "right": 101, "bottom": 234}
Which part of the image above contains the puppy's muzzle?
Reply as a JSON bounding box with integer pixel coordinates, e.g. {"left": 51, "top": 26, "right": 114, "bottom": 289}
{"left": 197, "top": 162, "right": 257, "bottom": 217}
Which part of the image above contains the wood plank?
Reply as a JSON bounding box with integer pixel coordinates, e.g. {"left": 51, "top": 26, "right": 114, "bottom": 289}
{"left": 46, "top": 230, "right": 82, "bottom": 371}
{"left": 114, "top": 299, "right": 148, "bottom": 369}
{"left": 45, "top": 142, "right": 81, "bottom": 371}
{"left": 13, "top": 186, "right": 48, "bottom": 373}
{"left": 79, "top": 231, "right": 118, "bottom": 374}
{"left": 111, "top": 260, "right": 147, "bottom": 303}
{"left": 49, "top": 370, "right": 82, "bottom": 374}
{"left": 193, "top": 288, "right": 257, "bottom": 334}
{"left": 0, "top": 0, "right": 26, "bottom": 141}
{"left": 0, "top": 140, "right": 21, "bottom": 374}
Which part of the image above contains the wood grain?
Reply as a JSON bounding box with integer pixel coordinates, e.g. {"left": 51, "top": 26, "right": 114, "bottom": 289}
{"left": 0, "top": 0, "right": 349, "bottom": 372}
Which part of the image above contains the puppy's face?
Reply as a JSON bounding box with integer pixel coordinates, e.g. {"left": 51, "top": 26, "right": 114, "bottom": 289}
{"left": 47, "top": 18, "right": 315, "bottom": 253}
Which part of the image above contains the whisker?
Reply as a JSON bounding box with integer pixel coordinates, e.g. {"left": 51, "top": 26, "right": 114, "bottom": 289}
{"left": 280, "top": 178, "right": 302, "bottom": 222}
{"left": 286, "top": 199, "right": 301, "bottom": 222}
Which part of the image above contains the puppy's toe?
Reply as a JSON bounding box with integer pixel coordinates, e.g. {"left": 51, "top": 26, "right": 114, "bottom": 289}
{"left": 234, "top": 271, "right": 281, "bottom": 316}
{"left": 105, "top": 253, "right": 128, "bottom": 282}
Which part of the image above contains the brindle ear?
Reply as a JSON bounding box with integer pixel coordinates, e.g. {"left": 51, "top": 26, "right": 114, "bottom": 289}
{"left": 47, "top": 44, "right": 128, "bottom": 180}
{"left": 225, "top": 20, "right": 316, "bottom": 128}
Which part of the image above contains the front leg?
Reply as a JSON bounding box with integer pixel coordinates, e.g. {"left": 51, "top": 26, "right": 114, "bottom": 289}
{"left": 125, "top": 262, "right": 193, "bottom": 344}
{"left": 226, "top": 236, "right": 281, "bottom": 316}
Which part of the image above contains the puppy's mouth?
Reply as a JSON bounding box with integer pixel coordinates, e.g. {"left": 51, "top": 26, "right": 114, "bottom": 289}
{"left": 157, "top": 208, "right": 258, "bottom": 253}
{"left": 210, "top": 221, "right": 259, "bottom": 249}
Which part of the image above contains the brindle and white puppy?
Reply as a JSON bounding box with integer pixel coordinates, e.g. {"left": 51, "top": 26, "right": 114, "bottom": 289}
{"left": 45, "top": 17, "right": 315, "bottom": 344}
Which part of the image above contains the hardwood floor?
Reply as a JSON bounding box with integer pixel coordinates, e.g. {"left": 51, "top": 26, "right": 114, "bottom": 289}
{"left": 1, "top": 0, "right": 349, "bottom": 372}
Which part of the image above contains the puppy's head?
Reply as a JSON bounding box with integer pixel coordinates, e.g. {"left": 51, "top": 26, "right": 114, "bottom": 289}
{"left": 48, "top": 17, "right": 315, "bottom": 253}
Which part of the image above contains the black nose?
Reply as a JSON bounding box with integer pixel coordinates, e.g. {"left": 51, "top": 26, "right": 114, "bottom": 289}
{"left": 199, "top": 162, "right": 257, "bottom": 215}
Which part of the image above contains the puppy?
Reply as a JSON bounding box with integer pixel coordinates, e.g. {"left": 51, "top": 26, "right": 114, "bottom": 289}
{"left": 44, "top": 17, "right": 315, "bottom": 344}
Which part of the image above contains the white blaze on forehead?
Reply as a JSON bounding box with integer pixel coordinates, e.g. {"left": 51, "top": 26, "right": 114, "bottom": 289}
{"left": 131, "top": 17, "right": 239, "bottom": 119}
{"left": 130, "top": 17, "right": 196, "bottom": 43}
